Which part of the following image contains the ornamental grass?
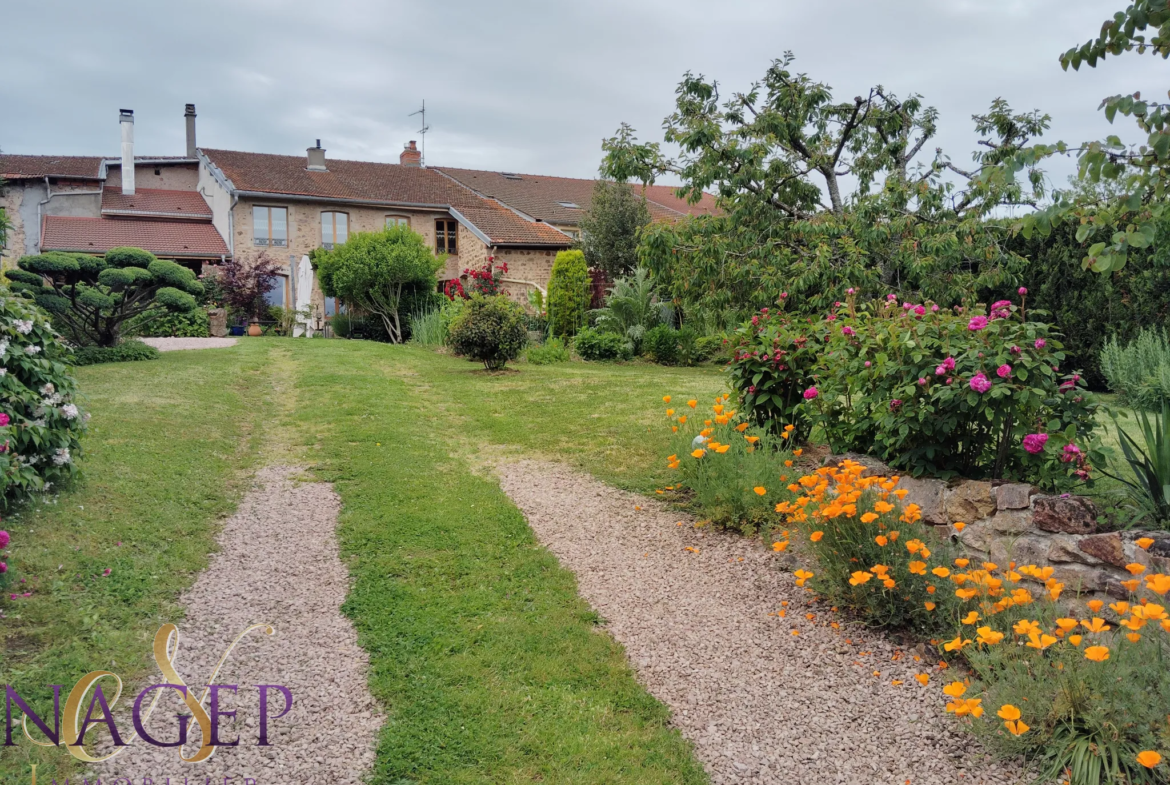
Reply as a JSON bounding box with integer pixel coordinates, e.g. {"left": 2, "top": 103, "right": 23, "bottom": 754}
{"left": 775, "top": 460, "right": 1170, "bottom": 784}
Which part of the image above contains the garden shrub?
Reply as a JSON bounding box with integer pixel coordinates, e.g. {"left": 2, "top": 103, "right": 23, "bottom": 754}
{"left": 1101, "top": 328, "right": 1170, "bottom": 412}
{"left": 644, "top": 324, "right": 680, "bottom": 364}
{"left": 547, "top": 250, "right": 591, "bottom": 338}
{"left": 804, "top": 292, "right": 1104, "bottom": 488}
{"left": 0, "top": 293, "right": 88, "bottom": 503}
{"left": 573, "top": 327, "right": 631, "bottom": 361}
{"left": 663, "top": 393, "right": 795, "bottom": 534}
{"left": 408, "top": 308, "right": 444, "bottom": 346}
{"left": 727, "top": 304, "right": 829, "bottom": 442}
{"left": 526, "top": 337, "right": 570, "bottom": 365}
{"left": 439, "top": 295, "right": 467, "bottom": 345}
{"left": 129, "top": 308, "right": 210, "bottom": 338}
{"left": 72, "top": 340, "right": 160, "bottom": 366}
{"left": 329, "top": 313, "right": 352, "bottom": 338}
{"left": 591, "top": 267, "right": 670, "bottom": 354}
{"left": 447, "top": 295, "right": 528, "bottom": 370}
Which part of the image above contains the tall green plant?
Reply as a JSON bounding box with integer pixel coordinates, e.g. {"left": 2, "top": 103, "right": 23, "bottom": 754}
{"left": 547, "top": 249, "right": 590, "bottom": 338}
{"left": 577, "top": 179, "right": 651, "bottom": 279}
{"left": 591, "top": 267, "right": 670, "bottom": 354}
{"left": 1105, "top": 402, "right": 1170, "bottom": 526}
{"left": 1102, "top": 328, "right": 1170, "bottom": 411}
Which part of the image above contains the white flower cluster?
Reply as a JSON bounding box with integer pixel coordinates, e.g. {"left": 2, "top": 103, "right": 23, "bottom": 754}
{"left": 24, "top": 345, "right": 41, "bottom": 356}
{"left": 52, "top": 448, "right": 70, "bottom": 466}
{"left": 62, "top": 404, "right": 79, "bottom": 420}
{"left": 13, "top": 320, "right": 33, "bottom": 335}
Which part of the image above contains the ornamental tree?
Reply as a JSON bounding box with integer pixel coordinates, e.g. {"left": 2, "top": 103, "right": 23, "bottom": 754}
{"left": 577, "top": 179, "right": 650, "bottom": 279}
{"left": 216, "top": 252, "right": 285, "bottom": 322}
{"left": 601, "top": 54, "right": 1049, "bottom": 321}
{"left": 547, "top": 249, "right": 591, "bottom": 338}
{"left": 313, "top": 225, "right": 443, "bottom": 343}
{"left": 5, "top": 247, "right": 203, "bottom": 347}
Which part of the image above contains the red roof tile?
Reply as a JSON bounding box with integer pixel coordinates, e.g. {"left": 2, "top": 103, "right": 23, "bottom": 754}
{"left": 202, "top": 149, "right": 569, "bottom": 247}
{"left": 101, "top": 187, "right": 212, "bottom": 219}
{"left": 435, "top": 167, "right": 720, "bottom": 224}
{"left": 1, "top": 154, "right": 103, "bottom": 180}
{"left": 41, "top": 216, "right": 229, "bottom": 258}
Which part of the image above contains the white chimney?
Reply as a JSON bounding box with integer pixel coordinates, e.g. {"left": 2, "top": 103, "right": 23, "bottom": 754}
{"left": 119, "top": 109, "right": 135, "bottom": 195}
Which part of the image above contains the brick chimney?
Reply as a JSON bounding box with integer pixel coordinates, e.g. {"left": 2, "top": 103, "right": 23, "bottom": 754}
{"left": 119, "top": 109, "right": 135, "bottom": 195}
{"left": 185, "top": 104, "right": 197, "bottom": 158}
{"left": 400, "top": 140, "right": 421, "bottom": 167}
{"left": 307, "top": 139, "right": 327, "bottom": 171}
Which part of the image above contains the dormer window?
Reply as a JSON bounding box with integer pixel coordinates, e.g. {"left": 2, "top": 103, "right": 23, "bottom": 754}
{"left": 557, "top": 201, "right": 581, "bottom": 209}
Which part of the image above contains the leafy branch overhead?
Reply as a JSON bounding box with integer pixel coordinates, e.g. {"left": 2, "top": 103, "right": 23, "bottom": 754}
{"left": 600, "top": 53, "right": 1050, "bottom": 319}
{"left": 5, "top": 247, "right": 203, "bottom": 347}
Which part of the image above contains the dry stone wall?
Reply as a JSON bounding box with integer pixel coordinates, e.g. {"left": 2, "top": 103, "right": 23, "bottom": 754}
{"left": 826, "top": 453, "right": 1169, "bottom": 604}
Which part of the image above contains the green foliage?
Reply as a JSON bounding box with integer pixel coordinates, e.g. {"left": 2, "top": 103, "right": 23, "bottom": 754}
{"left": 665, "top": 403, "right": 792, "bottom": 534}
{"left": 573, "top": 327, "right": 631, "bottom": 362}
{"left": 726, "top": 305, "right": 827, "bottom": 442}
{"left": 7, "top": 247, "right": 202, "bottom": 347}
{"left": 577, "top": 179, "right": 651, "bottom": 279}
{"left": 592, "top": 267, "right": 671, "bottom": 354}
{"left": 526, "top": 336, "right": 570, "bottom": 365}
{"left": 0, "top": 293, "right": 88, "bottom": 504}
{"left": 547, "top": 249, "right": 591, "bottom": 338}
{"left": 314, "top": 225, "right": 443, "bottom": 343}
{"left": 447, "top": 295, "right": 528, "bottom": 370}
{"left": 439, "top": 295, "right": 467, "bottom": 343}
{"left": 329, "top": 313, "right": 352, "bottom": 338}
{"left": 604, "top": 56, "right": 1046, "bottom": 324}
{"left": 408, "top": 308, "right": 444, "bottom": 347}
{"left": 806, "top": 295, "right": 1104, "bottom": 487}
{"left": 1102, "top": 328, "right": 1170, "bottom": 410}
{"left": 128, "top": 308, "right": 210, "bottom": 338}
{"left": 1104, "top": 402, "right": 1170, "bottom": 527}
{"left": 72, "top": 340, "right": 160, "bottom": 366}
{"left": 645, "top": 325, "right": 706, "bottom": 366}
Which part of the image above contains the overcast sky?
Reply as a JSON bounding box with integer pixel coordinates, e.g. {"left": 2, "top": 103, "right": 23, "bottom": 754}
{"left": 1, "top": 0, "right": 1162, "bottom": 193}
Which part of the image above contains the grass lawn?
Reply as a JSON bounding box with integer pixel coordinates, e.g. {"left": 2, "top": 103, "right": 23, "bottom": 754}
{"left": 1, "top": 340, "right": 723, "bottom": 784}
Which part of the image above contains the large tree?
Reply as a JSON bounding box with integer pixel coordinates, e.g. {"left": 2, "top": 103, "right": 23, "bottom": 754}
{"left": 601, "top": 54, "right": 1048, "bottom": 321}
{"left": 313, "top": 225, "right": 442, "bottom": 343}
{"left": 1001, "top": 1, "right": 1170, "bottom": 273}
{"left": 5, "top": 247, "right": 203, "bottom": 347}
{"left": 577, "top": 179, "right": 650, "bottom": 279}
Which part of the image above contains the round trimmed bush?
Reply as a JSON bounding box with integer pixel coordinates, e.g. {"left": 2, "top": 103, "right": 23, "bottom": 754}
{"left": 0, "top": 293, "right": 88, "bottom": 503}
{"left": 574, "top": 327, "right": 632, "bottom": 361}
{"left": 447, "top": 295, "right": 528, "bottom": 370}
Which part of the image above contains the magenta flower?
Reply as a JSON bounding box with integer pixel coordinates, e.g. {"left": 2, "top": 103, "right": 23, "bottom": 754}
{"left": 918, "top": 377, "right": 927, "bottom": 385}
{"left": 0, "top": 414, "right": 9, "bottom": 427}
{"left": 887, "top": 293, "right": 897, "bottom": 301}
{"left": 936, "top": 356, "right": 956, "bottom": 375}
{"left": 903, "top": 302, "right": 913, "bottom": 310}
{"left": 826, "top": 313, "right": 837, "bottom": 321}
{"left": 0, "top": 530, "right": 7, "bottom": 549}
{"left": 803, "top": 386, "right": 819, "bottom": 400}
{"left": 991, "top": 300, "right": 1012, "bottom": 310}
{"left": 864, "top": 361, "right": 871, "bottom": 367}
{"left": 102, "top": 568, "right": 112, "bottom": 577}
{"left": 968, "top": 316, "right": 988, "bottom": 331}
{"left": 914, "top": 305, "right": 926, "bottom": 316}
{"left": 1023, "top": 433, "right": 1048, "bottom": 454}
{"left": 935, "top": 364, "right": 947, "bottom": 376}
{"left": 969, "top": 373, "right": 992, "bottom": 393}
{"left": 1035, "top": 339, "right": 1046, "bottom": 349}
{"left": 846, "top": 287, "right": 856, "bottom": 294}
{"left": 779, "top": 292, "right": 788, "bottom": 299}
{"left": 890, "top": 399, "right": 903, "bottom": 411}
{"left": 1010, "top": 345, "right": 1021, "bottom": 354}
{"left": 931, "top": 304, "right": 940, "bottom": 312}
{"left": 1018, "top": 287, "right": 1028, "bottom": 296}
{"left": 842, "top": 325, "right": 855, "bottom": 336}
{"left": 0, "top": 562, "right": 6, "bottom": 574}
{"left": 997, "top": 364, "right": 1012, "bottom": 378}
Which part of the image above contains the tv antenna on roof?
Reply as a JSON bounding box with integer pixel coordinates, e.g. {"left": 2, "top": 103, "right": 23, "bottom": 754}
{"left": 409, "top": 100, "right": 430, "bottom": 168}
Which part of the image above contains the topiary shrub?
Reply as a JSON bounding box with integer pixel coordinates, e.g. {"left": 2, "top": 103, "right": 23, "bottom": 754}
{"left": 547, "top": 250, "right": 591, "bottom": 338}
{"left": 447, "top": 295, "right": 528, "bottom": 370}
{"left": 0, "top": 293, "right": 88, "bottom": 503}
{"left": 72, "top": 340, "right": 160, "bottom": 366}
{"left": 573, "top": 327, "right": 632, "bottom": 361}
{"left": 644, "top": 324, "right": 680, "bottom": 364}
{"left": 7, "top": 247, "right": 203, "bottom": 347}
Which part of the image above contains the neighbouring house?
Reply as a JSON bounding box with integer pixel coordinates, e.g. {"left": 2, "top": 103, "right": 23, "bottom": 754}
{"left": 2, "top": 104, "right": 717, "bottom": 333}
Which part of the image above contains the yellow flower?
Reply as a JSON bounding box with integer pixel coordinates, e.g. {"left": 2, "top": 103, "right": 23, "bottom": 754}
{"left": 810, "top": 531, "right": 824, "bottom": 542}
{"left": 1084, "top": 645, "right": 1110, "bottom": 662}
{"left": 1054, "top": 618, "right": 1078, "bottom": 634}
{"left": 691, "top": 449, "right": 706, "bottom": 459}
{"left": 745, "top": 435, "right": 760, "bottom": 444}
{"left": 754, "top": 486, "right": 767, "bottom": 496}
{"left": 860, "top": 512, "right": 879, "bottom": 524}
{"left": 1026, "top": 632, "right": 1057, "bottom": 650}
{"left": 793, "top": 569, "right": 814, "bottom": 587}
{"left": 976, "top": 626, "right": 1004, "bottom": 645}
{"left": 997, "top": 704, "right": 1021, "bottom": 722}
{"left": 931, "top": 566, "right": 951, "bottom": 578}
{"left": 1068, "top": 634, "right": 1083, "bottom": 646}
{"left": 955, "top": 588, "right": 978, "bottom": 600}
{"left": 849, "top": 570, "right": 873, "bottom": 586}
{"left": 1013, "top": 619, "right": 1040, "bottom": 636}
{"left": 1081, "top": 618, "right": 1110, "bottom": 634}
{"left": 784, "top": 459, "right": 793, "bottom": 467}
{"left": 1137, "top": 751, "right": 1162, "bottom": 769}
{"left": 687, "top": 399, "right": 697, "bottom": 408}
{"left": 715, "top": 444, "right": 730, "bottom": 454}
{"left": 1136, "top": 537, "right": 1155, "bottom": 550}
{"left": 962, "top": 611, "right": 980, "bottom": 625}
{"left": 942, "top": 681, "right": 967, "bottom": 698}
{"left": 943, "top": 636, "right": 970, "bottom": 652}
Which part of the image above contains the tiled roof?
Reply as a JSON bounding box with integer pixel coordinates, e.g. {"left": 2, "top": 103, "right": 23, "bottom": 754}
{"left": 201, "top": 149, "right": 570, "bottom": 247}
{"left": 435, "top": 167, "right": 720, "bottom": 224}
{"left": 41, "top": 216, "right": 229, "bottom": 258}
{"left": 1, "top": 155, "right": 103, "bottom": 180}
{"left": 101, "top": 187, "right": 212, "bottom": 219}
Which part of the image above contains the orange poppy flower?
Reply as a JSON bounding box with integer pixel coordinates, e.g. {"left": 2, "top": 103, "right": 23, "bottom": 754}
{"left": 691, "top": 449, "right": 706, "bottom": 459}
{"left": 1136, "top": 538, "right": 1156, "bottom": 551}
{"left": 663, "top": 396, "right": 672, "bottom": 403}
{"left": 860, "top": 512, "right": 878, "bottom": 524}
{"left": 678, "top": 415, "right": 687, "bottom": 424}
{"left": 1126, "top": 563, "right": 1147, "bottom": 575}
{"left": 1083, "top": 645, "right": 1110, "bottom": 662}
{"left": 953, "top": 521, "right": 967, "bottom": 532}
{"left": 1068, "top": 634, "right": 1084, "bottom": 646}
{"left": 962, "top": 611, "right": 980, "bottom": 625}
{"left": 849, "top": 571, "right": 873, "bottom": 586}
{"left": 1137, "top": 751, "right": 1162, "bottom": 769}
{"left": 909, "top": 561, "right": 927, "bottom": 575}
{"left": 687, "top": 399, "right": 697, "bottom": 408}
{"left": 773, "top": 541, "right": 789, "bottom": 552}
{"left": 1026, "top": 632, "right": 1057, "bottom": 650}
{"left": 955, "top": 558, "right": 970, "bottom": 568}
{"left": 753, "top": 486, "right": 767, "bottom": 496}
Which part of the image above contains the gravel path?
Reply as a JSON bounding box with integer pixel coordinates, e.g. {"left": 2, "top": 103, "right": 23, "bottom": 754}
{"left": 499, "top": 460, "right": 1024, "bottom": 785}
{"left": 140, "top": 337, "right": 238, "bottom": 351}
{"left": 92, "top": 466, "right": 381, "bottom": 783}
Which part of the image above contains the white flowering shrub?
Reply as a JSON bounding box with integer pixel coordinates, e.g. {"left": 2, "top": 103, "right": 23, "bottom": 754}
{"left": 0, "top": 293, "right": 86, "bottom": 503}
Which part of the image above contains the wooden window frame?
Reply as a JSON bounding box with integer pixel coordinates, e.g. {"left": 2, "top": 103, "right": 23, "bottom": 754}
{"left": 435, "top": 219, "right": 458, "bottom": 255}
{"left": 385, "top": 215, "right": 411, "bottom": 229}
{"left": 253, "top": 205, "right": 289, "bottom": 247}
{"left": 321, "top": 211, "right": 349, "bottom": 249}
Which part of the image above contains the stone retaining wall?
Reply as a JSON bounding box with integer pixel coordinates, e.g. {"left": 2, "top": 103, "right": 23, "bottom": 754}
{"left": 826, "top": 453, "right": 1170, "bottom": 604}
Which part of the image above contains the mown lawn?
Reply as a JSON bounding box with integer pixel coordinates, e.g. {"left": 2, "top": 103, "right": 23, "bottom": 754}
{"left": 1, "top": 339, "right": 722, "bottom": 785}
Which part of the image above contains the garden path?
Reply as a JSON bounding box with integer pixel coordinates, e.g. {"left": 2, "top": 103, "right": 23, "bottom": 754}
{"left": 500, "top": 459, "right": 1025, "bottom": 785}
{"left": 140, "top": 337, "right": 238, "bottom": 350}
{"left": 91, "top": 465, "right": 382, "bottom": 783}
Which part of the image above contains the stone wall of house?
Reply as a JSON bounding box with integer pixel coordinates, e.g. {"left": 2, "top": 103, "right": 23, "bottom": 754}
{"left": 1, "top": 184, "right": 26, "bottom": 268}
{"left": 106, "top": 163, "right": 200, "bottom": 191}
{"left": 826, "top": 453, "right": 1168, "bottom": 605}
{"left": 492, "top": 247, "right": 559, "bottom": 307}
